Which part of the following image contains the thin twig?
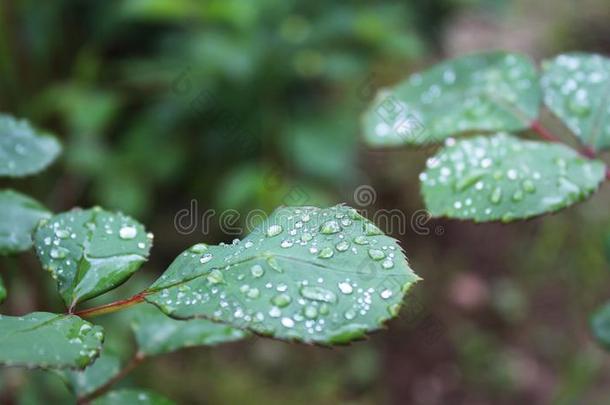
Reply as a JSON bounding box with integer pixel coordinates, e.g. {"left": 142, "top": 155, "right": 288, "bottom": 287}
{"left": 77, "top": 353, "right": 146, "bottom": 404}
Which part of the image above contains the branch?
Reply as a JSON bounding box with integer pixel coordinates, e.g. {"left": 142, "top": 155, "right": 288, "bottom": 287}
{"left": 77, "top": 352, "right": 146, "bottom": 404}
{"left": 73, "top": 292, "right": 148, "bottom": 319}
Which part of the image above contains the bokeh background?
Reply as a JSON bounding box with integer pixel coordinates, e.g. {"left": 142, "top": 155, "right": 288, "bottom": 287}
{"left": 1, "top": 0, "right": 610, "bottom": 403}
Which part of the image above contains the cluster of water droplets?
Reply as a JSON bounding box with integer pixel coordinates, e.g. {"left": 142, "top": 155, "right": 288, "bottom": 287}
{"left": 541, "top": 53, "right": 610, "bottom": 146}
{"left": 35, "top": 207, "right": 152, "bottom": 303}
{"left": 420, "top": 133, "right": 603, "bottom": 222}
{"left": 151, "top": 205, "right": 419, "bottom": 343}
{"left": 0, "top": 313, "right": 104, "bottom": 369}
{"left": 370, "top": 53, "right": 538, "bottom": 145}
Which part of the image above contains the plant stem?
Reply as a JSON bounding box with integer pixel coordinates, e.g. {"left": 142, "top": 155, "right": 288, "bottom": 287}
{"left": 530, "top": 119, "right": 562, "bottom": 143}
{"left": 530, "top": 120, "right": 610, "bottom": 181}
{"left": 77, "top": 352, "right": 146, "bottom": 404}
{"left": 73, "top": 292, "right": 148, "bottom": 318}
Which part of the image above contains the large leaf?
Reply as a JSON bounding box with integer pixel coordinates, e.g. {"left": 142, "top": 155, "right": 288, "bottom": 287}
{"left": 0, "top": 275, "right": 6, "bottom": 304}
{"left": 0, "top": 189, "right": 52, "bottom": 255}
{"left": 131, "top": 304, "right": 247, "bottom": 356}
{"left": 61, "top": 351, "right": 121, "bottom": 397}
{"left": 92, "top": 389, "right": 175, "bottom": 405}
{"left": 420, "top": 133, "right": 606, "bottom": 222}
{"left": 0, "top": 312, "right": 104, "bottom": 369}
{"left": 541, "top": 53, "right": 610, "bottom": 151}
{"left": 33, "top": 207, "right": 153, "bottom": 309}
{"left": 362, "top": 51, "right": 540, "bottom": 147}
{"left": 0, "top": 114, "right": 62, "bottom": 177}
{"left": 591, "top": 302, "right": 610, "bottom": 351}
{"left": 146, "top": 205, "right": 420, "bottom": 345}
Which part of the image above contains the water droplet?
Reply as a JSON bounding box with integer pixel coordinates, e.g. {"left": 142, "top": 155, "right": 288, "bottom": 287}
{"left": 335, "top": 241, "right": 350, "bottom": 252}
{"left": 119, "top": 226, "right": 137, "bottom": 240}
{"left": 200, "top": 254, "right": 213, "bottom": 264}
{"left": 206, "top": 269, "right": 224, "bottom": 284}
{"left": 380, "top": 289, "right": 393, "bottom": 299}
{"left": 190, "top": 243, "right": 208, "bottom": 253}
{"left": 304, "top": 306, "right": 318, "bottom": 319}
{"left": 364, "top": 223, "right": 383, "bottom": 236}
{"left": 266, "top": 225, "right": 283, "bottom": 237}
{"left": 246, "top": 288, "right": 260, "bottom": 299}
{"left": 281, "top": 317, "right": 295, "bottom": 328}
{"left": 338, "top": 282, "right": 353, "bottom": 295}
{"left": 489, "top": 187, "right": 503, "bottom": 204}
{"left": 512, "top": 190, "right": 524, "bottom": 202}
{"left": 368, "top": 249, "right": 385, "bottom": 261}
{"left": 267, "top": 256, "right": 283, "bottom": 272}
{"left": 344, "top": 309, "right": 357, "bottom": 320}
{"left": 522, "top": 180, "right": 536, "bottom": 193}
{"left": 251, "top": 264, "right": 264, "bottom": 278}
{"left": 382, "top": 259, "right": 394, "bottom": 269}
{"left": 568, "top": 90, "right": 591, "bottom": 116}
{"left": 300, "top": 286, "right": 337, "bottom": 303}
{"left": 320, "top": 220, "right": 341, "bottom": 235}
{"left": 272, "top": 294, "right": 292, "bottom": 307}
{"left": 280, "top": 240, "right": 294, "bottom": 248}
{"left": 354, "top": 236, "right": 369, "bottom": 245}
{"left": 318, "top": 247, "right": 334, "bottom": 259}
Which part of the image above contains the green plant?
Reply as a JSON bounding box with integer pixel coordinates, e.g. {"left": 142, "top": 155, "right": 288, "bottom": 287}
{"left": 362, "top": 50, "right": 610, "bottom": 351}
{"left": 0, "top": 114, "right": 419, "bottom": 403}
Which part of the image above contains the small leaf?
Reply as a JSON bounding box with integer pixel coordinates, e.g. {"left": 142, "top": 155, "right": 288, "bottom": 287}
{"left": 0, "top": 275, "right": 6, "bottom": 304}
{"left": 0, "top": 312, "right": 104, "bottom": 369}
{"left": 591, "top": 301, "right": 610, "bottom": 351}
{"left": 0, "top": 114, "right": 62, "bottom": 177}
{"left": 541, "top": 53, "right": 610, "bottom": 151}
{"left": 362, "top": 51, "right": 540, "bottom": 147}
{"left": 421, "top": 133, "right": 606, "bottom": 222}
{"left": 33, "top": 207, "right": 153, "bottom": 309}
{"left": 91, "top": 389, "right": 175, "bottom": 405}
{"left": 61, "top": 351, "right": 121, "bottom": 397}
{"left": 0, "top": 189, "right": 52, "bottom": 255}
{"left": 131, "top": 304, "right": 247, "bottom": 356}
{"left": 146, "top": 205, "right": 420, "bottom": 345}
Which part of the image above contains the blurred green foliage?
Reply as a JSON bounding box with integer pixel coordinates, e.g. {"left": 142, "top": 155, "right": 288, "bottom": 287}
{"left": 2, "top": 0, "right": 610, "bottom": 404}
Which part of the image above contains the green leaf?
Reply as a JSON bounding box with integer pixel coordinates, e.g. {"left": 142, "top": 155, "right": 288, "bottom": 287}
{"left": 33, "top": 207, "right": 153, "bottom": 309}
{"left": 591, "top": 302, "right": 610, "bottom": 351}
{"left": 362, "top": 51, "right": 540, "bottom": 147}
{"left": 421, "top": 133, "right": 606, "bottom": 222}
{"left": 0, "top": 312, "right": 104, "bottom": 369}
{"left": 0, "top": 114, "right": 62, "bottom": 177}
{"left": 0, "top": 189, "right": 52, "bottom": 255}
{"left": 0, "top": 275, "right": 6, "bottom": 304}
{"left": 92, "top": 389, "right": 175, "bottom": 405}
{"left": 541, "top": 53, "right": 610, "bottom": 151}
{"left": 131, "top": 304, "right": 247, "bottom": 356}
{"left": 146, "top": 205, "right": 420, "bottom": 345}
{"left": 61, "top": 351, "right": 121, "bottom": 397}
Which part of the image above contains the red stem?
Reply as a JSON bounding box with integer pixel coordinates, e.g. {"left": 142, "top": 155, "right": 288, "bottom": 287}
{"left": 73, "top": 292, "right": 148, "bottom": 318}
{"left": 531, "top": 120, "right": 610, "bottom": 181}
{"left": 531, "top": 120, "right": 561, "bottom": 143}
